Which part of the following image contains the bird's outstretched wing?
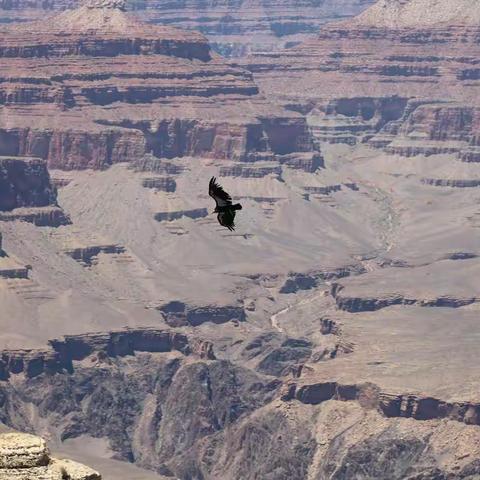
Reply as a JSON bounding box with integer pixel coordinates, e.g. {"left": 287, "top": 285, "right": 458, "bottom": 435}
{"left": 209, "top": 176, "right": 232, "bottom": 207}
{"left": 217, "top": 210, "right": 236, "bottom": 231}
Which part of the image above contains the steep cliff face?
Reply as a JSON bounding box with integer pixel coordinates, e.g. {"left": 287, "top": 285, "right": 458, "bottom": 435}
{"left": 0, "top": 156, "right": 56, "bottom": 211}
{"left": 0, "top": 0, "right": 319, "bottom": 170}
{"left": 0, "top": 328, "right": 216, "bottom": 381}
{"left": 0, "top": 0, "right": 376, "bottom": 56}
{"left": 0, "top": 156, "right": 69, "bottom": 226}
{"left": 2, "top": 334, "right": 480, "bottom": 480}
{"left": 0, "top": 330, "right": 281, "bottom": 475}
{"left": 244, "top": 0, "right": 480, "bottom": 158}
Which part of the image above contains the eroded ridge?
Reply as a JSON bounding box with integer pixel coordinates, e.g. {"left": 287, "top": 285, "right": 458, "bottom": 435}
{"left": 0, "top": 328, "right": 215, "bottom": 380}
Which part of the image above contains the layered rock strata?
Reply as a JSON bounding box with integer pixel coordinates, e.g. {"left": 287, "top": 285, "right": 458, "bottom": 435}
{"left": 285, "top": 380, "right": 480, "bottom": 426}
{"left": 0, "top": 328, "right": 215, "bottom": 380}
{"left": 0, "top": 0, "right": 319, "bottom": 171}
{"left": 244, "top": 0, "right": 480, "bottom": 158}
{"left": 0, "top": 0, "right": 375, "bottom": 57}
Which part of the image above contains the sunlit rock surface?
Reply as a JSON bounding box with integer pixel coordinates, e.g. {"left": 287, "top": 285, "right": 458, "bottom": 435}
{"left": 0, "top": 432, "right": 101, "bottom": 479}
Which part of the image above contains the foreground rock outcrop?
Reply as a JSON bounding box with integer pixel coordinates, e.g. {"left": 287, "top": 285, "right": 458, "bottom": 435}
{"left": 0, "top": 432, "right": 101, "bottom": 479}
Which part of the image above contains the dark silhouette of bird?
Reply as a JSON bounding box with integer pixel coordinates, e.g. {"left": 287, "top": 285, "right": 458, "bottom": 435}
{"left": 209, "top": 177, "right": 242, "bottom": 231}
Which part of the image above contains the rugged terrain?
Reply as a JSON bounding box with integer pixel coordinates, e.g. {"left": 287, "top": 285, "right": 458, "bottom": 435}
{"left": 0, "top": 0, "right": 375, "bottom": 56}
{"left": 0, "top": 0, "right": 319, "bottom": 170}
{"left": 0, "top": 0, "right": 480, "bottom": 479}
{"left": 244, "top": 0, "right": 480, "bottom": 162}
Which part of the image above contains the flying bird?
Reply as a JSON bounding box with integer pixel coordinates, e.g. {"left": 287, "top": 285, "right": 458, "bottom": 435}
{"left": 209, "top": 177, "right": 242, "bottom": 231}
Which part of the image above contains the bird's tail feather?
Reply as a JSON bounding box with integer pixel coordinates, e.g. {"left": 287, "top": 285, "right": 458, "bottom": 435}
{"left": 232, "top": 203, "right": 242, "bottom": 210}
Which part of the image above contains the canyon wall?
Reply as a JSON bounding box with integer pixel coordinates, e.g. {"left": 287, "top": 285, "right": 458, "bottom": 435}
{"left": 244, "top": 0, "right": 480, "bottom": 158}
{"left": 0, "top": 0, "right": 375, "bottom": 56}
{"left": 1, "top": 1, "right": 480, "bottom": 478}
{"left": 1, "top": 327, "right": 480, "bottom": 479}
{"left": 0, "top": 0, "right": 320, "bottom": 171}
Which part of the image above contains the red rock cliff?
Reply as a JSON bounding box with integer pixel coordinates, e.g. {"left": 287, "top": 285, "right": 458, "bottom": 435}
{"left": 0, "top": 0, "right": 318, "bottom": 170}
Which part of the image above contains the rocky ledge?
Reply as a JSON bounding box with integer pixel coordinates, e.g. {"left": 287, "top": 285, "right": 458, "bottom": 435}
{"left": 279, "top": 264, "right": 366, "bottom": 294}
{"left": 0, "top": 328, "right": 215, "bottom": 380}
{"left": 0, "top": 156, "right": 70, "bottom": 226}
{"left": 154, "top": 208, "right": 208, "bottom": 223}
{"left": 284, "top": 380, "right": 480, "bottom": 426}
{"left": 334, "top": 291, "right": 478, "bottom": 312}
{"left": 141, "top": 176, "right": 177, "bottom": 192}
{"left": 157, "top": 301, "right": 246, "bottom": 327}
{"left": 0, "top": 432, "right": 101, "bottom": 479}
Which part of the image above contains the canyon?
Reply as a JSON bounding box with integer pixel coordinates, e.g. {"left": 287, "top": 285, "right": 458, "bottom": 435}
{"left": 0, "top": 0, "right": 480, "bottom": 478}
{"left": 243, "top": 0, "right": 480, "bottom": 162}
{"left": 0, "top": 0, "right": 320, "bottom": 171}
{"left": 0, "top": 0, "right": 375, "bottom": 57}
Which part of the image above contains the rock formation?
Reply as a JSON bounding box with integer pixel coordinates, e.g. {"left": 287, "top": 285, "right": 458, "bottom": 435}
{"left": 0, "top": 432, "right": 101, "bottom": 479}
{"left": 0, "top": 330, "right": 283, "bottom": 475}
{"left": 244, "top": 0, "right": 480, "bottom": 159}
{"left": 0, "top": 0, "right": 375, "bottom": 56}
{"left": 136, "top": 0, "right": 376, "bottom": 57}
{"left": 0, "top": 156, "right": 69, "bottom": 226}
{"left": 0, "top": 328, "right": 215, "bottom": 380}
{"left": 0, "top": 156, "right": 56, "bottom": 211}
{"left": 0, "top": 0, "right": 320, "bottom": 170}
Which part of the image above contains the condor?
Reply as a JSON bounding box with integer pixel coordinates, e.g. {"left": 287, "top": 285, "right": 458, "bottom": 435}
{"left": 208, "top": 177, "right": 242, "bottom": 231}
